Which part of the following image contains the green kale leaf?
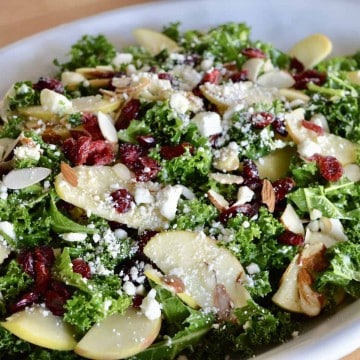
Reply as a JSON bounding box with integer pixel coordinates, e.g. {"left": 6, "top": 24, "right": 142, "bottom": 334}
{"left": 7, "top": 81, "right": 40, "bottom": 111}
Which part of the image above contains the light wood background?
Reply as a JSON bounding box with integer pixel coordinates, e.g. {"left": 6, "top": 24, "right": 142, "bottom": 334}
{"left": 0, "top": 1, "right": 359, "bottom": 359}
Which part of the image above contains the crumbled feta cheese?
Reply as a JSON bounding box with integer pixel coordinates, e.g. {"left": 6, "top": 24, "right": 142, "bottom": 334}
{"left": 170, "top": 92, "right": 190, "bottom": 114}
{"left": 191, "top": 111, "right": 222, "bottom": 137}
{"left": 112, "top": 53, "right": 133, "bottom": 67}
{"left": 123, "top": 281, "right": 137, "bottom": 296}
{"left": 60, "top": 232, "right": 87, "bottom": 242}
{"left": 246, "top": 263, "right": 261, "bottom": 275}
{"left": 134, "top": 186, "right": 154, "bottom": 205}
{"left": 140, "top": 289, "right": 162, "bottom": 320}
{"left": 0, "top": 221, "right": 16, "bottom": 240}
{"left": 14, "top": 142, "right": 42, "bottom": 161}
{"left": 40, "top": 89, "right": 73, "bottom": 115}
{"left": 156, "top": 185, "right": 183, "bottom": 220}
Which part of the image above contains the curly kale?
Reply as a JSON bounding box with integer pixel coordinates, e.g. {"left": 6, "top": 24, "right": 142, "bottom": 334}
{"left": 7, "top": 81, "right": 40, "bottom": 111}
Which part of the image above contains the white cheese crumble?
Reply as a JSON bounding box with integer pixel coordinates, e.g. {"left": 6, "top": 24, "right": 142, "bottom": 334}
{"left": 112, "top": 52, "right": 133, "bottom": 67}
{"left": 156, "top": 185, "right": 183, "bottom": 220}
{"left": 191, "top": 111, "right": 222, "bottom": 137}
{"left": 170, "top": 92, "right": 190, "bottom": 114}
{"left": 140, "top": 289, "right": 162, "bottom": 320}
{"left": 14, "top": 142, "right": 42, "bottom": 161}
{"left": 246, "top": 263, "right": 261, "bottom": 275}
{"left": 60, "top": 232, "right": 87, "bottom": 242}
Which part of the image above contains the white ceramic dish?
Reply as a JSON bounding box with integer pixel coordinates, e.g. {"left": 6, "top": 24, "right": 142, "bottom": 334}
{"left": 0, "top": 0, "right": 359, "bottom": 359}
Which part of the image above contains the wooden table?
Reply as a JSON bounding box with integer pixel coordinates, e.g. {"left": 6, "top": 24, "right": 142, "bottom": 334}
{"left": 0, "top": 1, "right": 359, "bottom": 359}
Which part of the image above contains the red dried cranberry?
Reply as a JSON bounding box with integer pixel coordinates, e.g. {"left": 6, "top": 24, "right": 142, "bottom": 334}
{"left": 158, "top": 73, "right": 173, "bottom": 81}
{"left": 18, "top": 250, "right": 35, "bottom": 277}
{"left": 278, "top": 230, "right": 304, "bottom": 246}
{"left": 132, "top": 294, "right": 145, "bottom": 308}
{"left": 33, "top": 77, "right": 64, "bottom": 94}
{"left": 82, "top": 113, "right": 104, "bottom": 140}
{"left": 136, "top": 135, "right": 157, "bottom": 148}
{"left": 85, "top": 140, "right": 115, "bottom": 166}
{"left": 301, "top": 120, "right": 324, "bottom": 135}
{"left": 34, "top": 246, "right": 55, "bottom": 267}
{"left": 272, "top": 117, "right": 288, "bottom": 136}
{"left": 134, "top": 156, "right": 160, "bottom": 182}
{"left": 160, "top": 142, "right": 193, "bottom": 160}
{"left": 293, "top": 70, "right": 327, "bottom": 90}
{"left": 72, "top": 258, "right": 92, "bottom": 279}
{"left": 250, "top": 112, "right": 274, "bottom": 129}
{"left": 137, "top": 230, "right": 158, "bottom": 252}
{"left": 219, "top": 203, "right": 259, "bottom": 223}
{"left": 33, "top": 261, "right": 51, "bottom": 295}
{"left": 110, "top": 189, "right": 134, "bottom": 213}
{"left": 317, "top": 155, "right": 343, "bottom": 182}
{"left": 202, "top": 68, "right": 221, "bottom": 84}
{"left": 119, "top": 143, "right": 147, "bottom": 168}
{"left": 272, "top": 177, "right": 296, "bottom": 202}
{"left": 242, "top": 159, "right": 262, "bottom": 191}
{"left": 115, "top": 99, "right": 141, "bottom": 130}
{"left": 9, "top": 292, "right": 39, "bottom": 313}
{"left": 229, "top": 70, "right": 248, "bottom": 82}
{"left": 44, "top": 290, "right": 68, "bottom": 316}
{"left": 290, "top": 57, "right": 305, "bottom": 73}
{"left": 241, "top": 47, "right": 266, "bottom": 59}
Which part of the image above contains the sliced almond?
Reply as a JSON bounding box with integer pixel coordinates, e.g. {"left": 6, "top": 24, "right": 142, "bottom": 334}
{"left": 241, "top": 58, "right": 265, "bottom": 82}
{"left": 3, "top": 167, "right": 51, "bottom": 189}
{"left": 133, "top": 28, "right": 181, "bottom": 55}
{"left": 113, "top": 76, "right": 150, "bottom": 95}
{"left": 257, "top": 70, "right": 295, "bottom": 89}
{"left": 207, "top": 190, "right": 229, "bottom": 211}
{"left": 261, "top": 179, "right": 275, "bottom": 213}
{"left": 60, "top": 162, "right": 78, "bottom": 187}
{"left": 288, "top": 34, "right": 332, "bottom": 69}
{"left": 209, "top": 173, "right": 243, "bottom": 185}
{"left": 97, "top": 111, "right": 118, "bottom": 143}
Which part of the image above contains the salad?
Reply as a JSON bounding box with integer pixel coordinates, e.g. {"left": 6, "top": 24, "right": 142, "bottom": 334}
{"left": 0, "top": 21, "right": 359, "bottom": 360}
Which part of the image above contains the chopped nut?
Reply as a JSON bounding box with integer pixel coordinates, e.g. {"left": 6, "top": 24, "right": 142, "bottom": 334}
{"left": 261, "top": 179, "right": 275, "bottom": 212}
{"left": 61, "top": 161, "right": 78, "bottom": 187}
{"left": 207, "top": 189, "right": 229, "bottom": 211}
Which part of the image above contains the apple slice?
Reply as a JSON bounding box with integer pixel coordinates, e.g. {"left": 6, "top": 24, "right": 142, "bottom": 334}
{"left": 133, "top": 28, "right": 181, "bottom": 55}
{"left": 288, "top": 34, "right": 332, "bottom": 69}
{"left": 280, "top": 203, "right": 304, "bottom": 235}
{"left": 255, "top": 147, "right": 296, "bottom": 181}
{"left": 54, "top": 165, "right": 173, "bottom": 231}
{"left": 285, "top": 108, "right": 359, "bottom": 165}
{"left": 143, "top": 231, "right": 250, "bottom": 312}
{"left": 75, "top": 307, "right": 161, "bottom": 359}
{"left": 0, "top": 304, "right": 76, "bottom": 350}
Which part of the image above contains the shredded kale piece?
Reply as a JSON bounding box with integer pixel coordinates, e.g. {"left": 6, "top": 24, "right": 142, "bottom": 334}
{"left": 0, "top": 115, "right": 25, "bottom": 138}
{"left": 7, "top": 81, "right": 40, "bottom": 111}
{"left": 54, "top": 34, "right": 116, "bottom": 72}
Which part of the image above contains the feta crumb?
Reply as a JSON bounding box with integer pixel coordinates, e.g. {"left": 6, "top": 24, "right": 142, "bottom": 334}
{"left": 60, "top": 232, "right": 87, "bottom": 242}
{"left": 191, "top": 111, "right": 222, "bottom": 137}
{"left": 123, "top": 281, "right": 137, "bottom": 296}
{"left": 140, "top": 289, "right": 162, "bottom": 320}
{"left": 170, "top": 92, "right": 190, "bottom": 114}
{"left": 134, "top": 186, "right": 154, "bottom": 205}
{"left": 112, "top": 53, "right": 133, "bottom": 67}
{"left": 246, "top": 263, "right": 261, "bottom": 275}
{"left": 156, "top": 185, "right": 183, "bottom": 220}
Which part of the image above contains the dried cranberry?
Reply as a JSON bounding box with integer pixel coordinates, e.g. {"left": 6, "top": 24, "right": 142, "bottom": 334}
{"left": 278, "top": 230, "right": 304, "bottom": 246}
{"left": 158, "top": 73, "right": 173, "bottom": 81}
{"left": 115, "top": 99, "right": 141, "bottom": 130}
{"left": 160, "top": 142, "right": 193, "bottom": 160}
{"left": 250, "top": 112, "right": 274, "bottom": 129}
{"left": 134, "top": 156, "right": 161, "bottom": 182}
{"left": 136, "top": 135, "right": 157, "bottom": 148}
{"left": 33, "top": 77, "right": 64, "bottom": 94}
{"left": 293, "top": 70, "right": 327, "bottom": 90}
{"left": 85, "top": 140, "right": 115, "bottom": 166}
{"left": 72, "top": 258, "right": 92, "bottom": 279}
{"left": 34, "top": 246, "right": 55, "bottom": 267}
{"left": 242, "top": 159, "right": 259, "bottom": 180}
{"left": 241, "top": 47, "right": 266, "bottom": 59}
{"left": 219, "top": 203, "right": 259, "bottom": 223}
{"left": 202, "top": 68, "right": 221, "bottom": 84}
{"left": 18, "top": 250, "right": 35, "bottom": 277}
{"left": 317, "top": 155, "right": 343, "bottom": 182}
{"left": 119, "top": 143, "right": 147, "bottom": 168}
{"left": 9, "top": 292, "right": 39, "bottom": 313}
{"left": 132, "top": 294, "right": 145, "bottom": 308}
{"left": 229, "top": 70, "right": 248, "bottom": 82}
{"left": 137, "top": 230, "right": 158, "bottom": 252}
{"left": 272, "top": 177, "right": 296, "bottom": 202}
{"left": 82, "top": 113, "right": 104, "bottom": 140}
{"left": 33, "top": 261, "right": 51, "bottom": 294}
{"left": 272, "top": 117, "right": 288, "bottom": 136}
{"left": 290, "top": 57, "right": 305, "bottom": 73}
{"left": 301, "top": 120, "right": 324, "bottom": 135}
{"left": 110, "top": 189, "right": 134, "bottom": 213}
{"left": 44, "top": 290, "right": 67, "bottom": 316}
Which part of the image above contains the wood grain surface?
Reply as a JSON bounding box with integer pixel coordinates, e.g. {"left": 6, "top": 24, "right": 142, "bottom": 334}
{"left": 0, "top": 1, "right": 359, "bottom": 359}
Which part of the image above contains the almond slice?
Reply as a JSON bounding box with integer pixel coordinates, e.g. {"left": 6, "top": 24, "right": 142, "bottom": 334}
{"left": 97, "top": 111, "right": 118, "bottom": 143}
{"left": 261, "top": 179, "right": 275, "bottom": 213}
{"left": 207, "top": 189, "right": 229, "bottom": 211}
{"left": 60, "top": 162, "right": 78, "bottom": 187}
{"left": 3, "top": 167, "right": 51, "bottom": 189}
{"left": 288, "top": 34, "right": 332, "bottom": 69}
{"left": 209, "top": 173, "right": 243, "bottom": 185}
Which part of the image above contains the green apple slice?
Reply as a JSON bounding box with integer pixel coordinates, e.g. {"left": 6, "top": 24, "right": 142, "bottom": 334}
{"left": 143, "top": 231, "right": 250, "bottom": 311}
{"left": 74, "top": 307, "right": 161, "bottom": 360}
{"left": 0, "top": 304, "right": 76, "bottom": 350}
{"left": 133, "top": 28, "right": 181, "bottom": 55}
{"left": 54, "top": 165, "right": 171, "bottom": 231}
